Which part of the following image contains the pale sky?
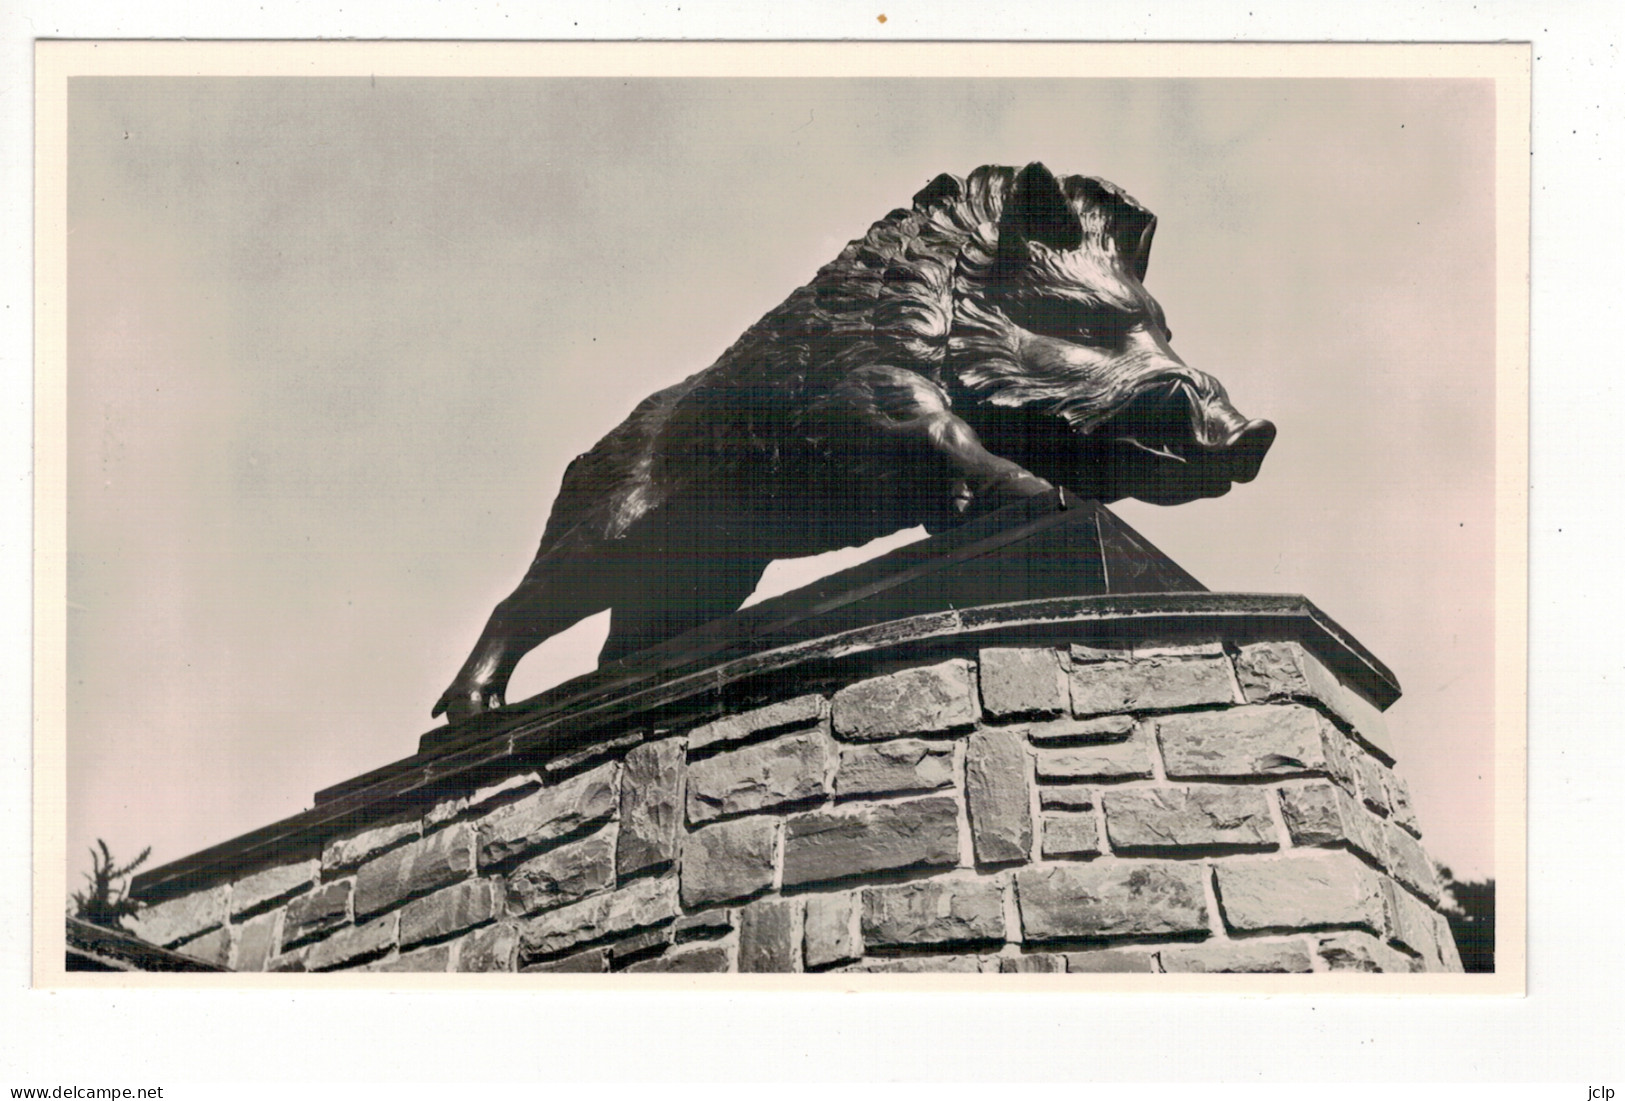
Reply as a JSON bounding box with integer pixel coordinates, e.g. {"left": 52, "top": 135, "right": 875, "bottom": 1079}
{"left": 65, "top": 76, "right": 1498, "bottom": 881}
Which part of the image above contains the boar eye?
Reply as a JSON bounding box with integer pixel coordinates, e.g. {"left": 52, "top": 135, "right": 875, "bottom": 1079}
{"left": 1020, "top": 296, "right": 1130, "bottom": 345}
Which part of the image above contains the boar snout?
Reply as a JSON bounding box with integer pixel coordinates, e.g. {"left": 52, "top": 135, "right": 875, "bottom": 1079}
{"left": 1196, "top": 406, "right": 1276, "bottom": 485}
{"left": 1083, "top": 378, "right": 1275, "bottom": 505}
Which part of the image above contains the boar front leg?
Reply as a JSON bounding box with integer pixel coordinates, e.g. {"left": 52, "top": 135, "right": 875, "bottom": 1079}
{"left": 826, "top": 364, "right": 1054, "bottom": 516}
{"left": 432, "top": 547, "right": 613, "bottom": 721}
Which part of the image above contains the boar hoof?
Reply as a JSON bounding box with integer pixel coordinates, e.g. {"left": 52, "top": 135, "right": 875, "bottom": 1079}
{"left": 433, "top": 684, "right": 504, "bottom": 722}
{"left": 970, "top": 468, "right": 1055, "bottom": 514}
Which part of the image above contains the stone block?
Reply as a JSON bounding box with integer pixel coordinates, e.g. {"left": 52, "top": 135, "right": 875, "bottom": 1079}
{"left": 506, "top": 824, "right": 618, "bottom": 915}
{"left": 1102, "top": 787, "right": 1276, "bottom": 853}
{"left": 1352, "top": 752, "right": 1394, "bottom": 816}
{"left": 1064, "top": 658, "right": 1127, "bottom": 714}
{"left": 176, "top": 927, "right": 231, "bottom": 969}
{"left": 1316, "top": 931, "right": 1422, "bottom": 973}
{"left": 803, "top": 892, "right": 861, "bottom": 969}
{"left": 128, "top": 886, "right": 227, "bottom": 948}
{"left": 861, "top": 880, "right": 1004, "bottom": 948}
{"left": 1232, "top": 641, "right": 1318, "bottom": 700}
{"left": 545, "top": 732, "right": 641, "bottom": 778}
{"left": 467, "top": 772, "right": 545, "bottom": 815}
{"left": 266, "top": 949, "right": 307, "bottom": 973}
{"left": 608, "top": 926, "right": 674, "bottom": 966}
{"left": 1032, "top": 726, "right": 1154, "bottom": 783}
{"left": 739, "top": 897, "right": 798, "bottom": 973}
{"left": 322, "top": 818, "right": 421, "bottom": 875}
{"left": 624, "top": 943, "right": 733, "bottom": 973}
{"left": 690, "top": 694, "right": 828, "bottom": 753}
{"left": 1015, "top": 862, "right": 1209, "bottom": 942}
{"left": 782, "top": 796, "right": 961, "bottom": 889}
{"left": 966, "top": 729, "right": 1032, "bottom": 865}
{"left": 978, "top": 647, "right": 1067, "bottom": 720}
{"left": 1159, "top": 940, "right": 1314, "bottom": 973}
{"left": 477, "top": 762, "right": 620, "bottom": 868}
{"left": 457, "top": 922, "right": 518, "bottom": 972}
{"left": 354, "top": 822, "right": 477, "bottom": 919}
{"left": 1040, "top": 813, "right": 1102, "bottom": 860}
{"left": 373, "top": 943, "right": 453, "bottom": 972}
{"left": 1025, "top": 715, "right": 1137, "bottom": 745}
{"left": 680, "top": 816, "right": 778, "bottom": 907}
{"left": 1232, "top": 641, "right": 1394, "bottom": 761}
{"left": 830, "top": 659, "right": 980, "bottom": 740}
{"left": 1213, "top": 851, "right": 1386, "bottom": 935}
{"left": 1433, "top": 910, "right": 1466, "bottom": 972}
{"left": 399, "top": 879, "right": 498, "bottom": 950}
{"left": 835, "top": 739, "right": 955, "bottom": 799}
{"left": 842, "top": 955, "right": 997, "bottom": 973}
{"left": 282, "top": 880, "right": 353, "bottom": 947}
{"left": 305, "top": 912, "right": 398, "bottom": 971}
{"left": 428, "top": 773, "right": 543, "bottom": 829}
{"left": 999, "top": 954, "right": 1064, "bottom": 973}
{"left": 231, "top": 909, "right": 282, "bottom": 972}
{"left": 1382, "top": 878, "right": 1442, "bottom": 965}
{"left": 673, "top": 910, "right": 733, "bottom": 943}
{"left": 1318, "top": 725, "right": 1358, "bottom": 792}
{"left": 230, "top": 860, "right": 318, "bottom": 918}
{"left": 1232, "top": 640, "right": 1316, "bottom": 700}
{"left": 424, "top": 798, "right": 467, "bottom": 832}
{"left": 1069, "top": 654, "right": 1236, "bottom": 717}
{"left": 1039, "top": 785, "right": 1097, "bottom": 812}
{"left": 1157, "top": 704, "right": 1338, "bottom": 780}
{"left": 1382, "top": 823, "right": 1443, "bottom": 904}
{"left": 617, "top": 738, "right": 685, "bottom": 878}
{"left": 686, "top": 730, "right": 830, "bottom": 825}
{"left": 1063, "top": 949, "right": 1157, "bottom": 973}
{"left": 1275, "top": 780, "right": 1387, "bottom": 866}
{"left": 1135, "top": 642, "right": 1227, "bottom": 659}
{"left": 522, "top": 947, "right": 610, "bottom": 973}
{"left": 1071, "top": 643, "right": 1131, "bottom": 664}
{"left": 1387, "top": 774, "right": 1422, "bottom": 837}
{"left": 517, "top": 874, "right": 679, "bottom": 961}
{"left": 1274, "top": 776, "right": 1352, "bottom": 844}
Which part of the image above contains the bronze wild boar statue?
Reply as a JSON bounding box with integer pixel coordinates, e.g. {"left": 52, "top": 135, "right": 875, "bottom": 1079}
{"left": 434, "top": 163, "right": 1274, "bottom": 720}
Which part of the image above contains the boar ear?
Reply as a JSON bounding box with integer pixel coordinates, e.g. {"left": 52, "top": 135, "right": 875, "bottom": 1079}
{"left": 1119, "top": 211, "right": 1156, "bottom": 282}
{"left": 913, "top": 172, "right": 963, "bottom": 209}
{"left": 1002, "top": 162, "right": 1085, "bottom": 252}
{"left": 1073, "top": 176, "right": 1157, "bottom": 282}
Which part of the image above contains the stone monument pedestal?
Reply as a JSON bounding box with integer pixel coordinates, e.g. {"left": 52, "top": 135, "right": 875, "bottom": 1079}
{"left": 127, "top": 496, "right": 1464, "bottom": 974}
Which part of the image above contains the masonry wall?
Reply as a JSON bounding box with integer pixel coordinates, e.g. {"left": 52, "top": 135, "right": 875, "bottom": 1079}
{"left": 127, "top": 624, "right": 1465, "bottom": 975}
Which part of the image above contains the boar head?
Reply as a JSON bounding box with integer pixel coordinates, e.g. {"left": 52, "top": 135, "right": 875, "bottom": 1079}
{"left": 943, "top": 163, "right": 1275, "bottom": 506}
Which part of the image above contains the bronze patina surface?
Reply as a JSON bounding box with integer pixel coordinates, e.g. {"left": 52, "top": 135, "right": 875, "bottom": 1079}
{"left": 435, "top": 164, "right": 1275, "bottom": 721}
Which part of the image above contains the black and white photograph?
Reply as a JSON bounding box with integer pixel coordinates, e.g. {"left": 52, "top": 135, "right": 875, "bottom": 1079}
{"left": 7, "top": 12, "right": 1615, "bottom": 1086}
{"left": 42, "top": 43, "right": 1523, "bottom": 986}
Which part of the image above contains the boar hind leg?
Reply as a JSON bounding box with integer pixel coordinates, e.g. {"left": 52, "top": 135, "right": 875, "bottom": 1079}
{"left": 828, "top": 365, "right": 1054, "bottom": 518}
{"left": 432, "top": 552, "right": 611, "bottom": 721}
